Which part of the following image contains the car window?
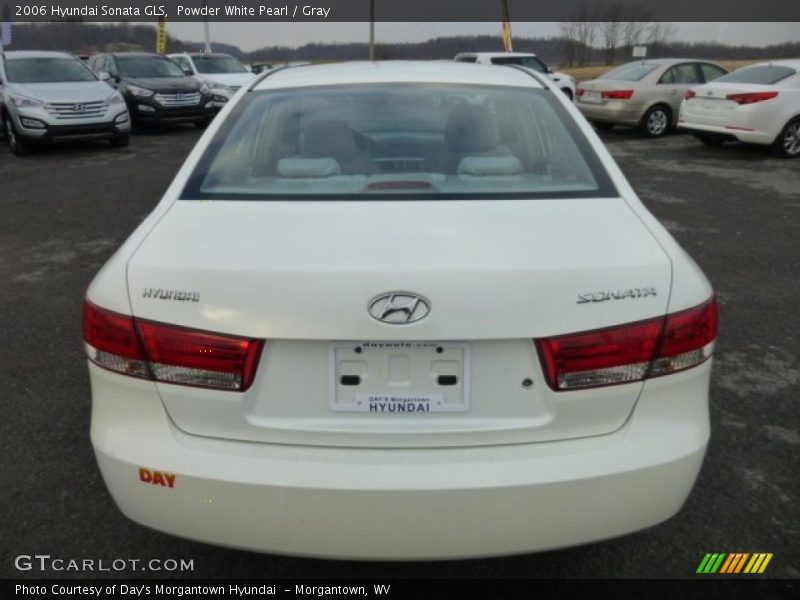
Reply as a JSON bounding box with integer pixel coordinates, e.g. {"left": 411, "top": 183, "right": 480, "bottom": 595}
{"left": 600, "top": 62, "right": 659, "bottom": 81}
{"left": 716, "top": 65, "right": 796, "bottom": 85}
{"left": 490, "top": 56, "right": 548, "bottom": 73}
{"left": 116, "top": 55, "right": 185, "bottom": 78}
{"left": 105, "top": 56, "right": 119, "bottom": 76}
{"left": 183, "top": 83, "right": 616, "bottom": 201}
{"left": 5, "top": 57, "right": 97, "bottom": 83}
{"left": 192, "top": 55, "right": 248, "bottom": 74}
{"left": 661, "top": 64, "right": 701, "bottom": 85}
{"left": 699, "top": 63, "right": 727, "bottom": 82}
{"left": 172, "top": 56, "right": 191, "bottom": 72}
{"left": 455, "top": 55, "right": 477, "bottom": 63}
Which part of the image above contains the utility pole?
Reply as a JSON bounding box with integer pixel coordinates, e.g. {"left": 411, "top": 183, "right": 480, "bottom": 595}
{"left": 368, "top": 0, "right": 375, "bottom": 60}
{"left": 203, "top": 0, "right": 212, "bottom": 52}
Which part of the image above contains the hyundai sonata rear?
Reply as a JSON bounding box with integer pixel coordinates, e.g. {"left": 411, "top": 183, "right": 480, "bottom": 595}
{"left": 85, "top": 61, "right": 716, "bottom": 559}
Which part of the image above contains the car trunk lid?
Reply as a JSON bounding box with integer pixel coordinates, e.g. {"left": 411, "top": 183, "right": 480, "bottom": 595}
{"left": 127, "top": 198, "right": 672, "bottom": 448}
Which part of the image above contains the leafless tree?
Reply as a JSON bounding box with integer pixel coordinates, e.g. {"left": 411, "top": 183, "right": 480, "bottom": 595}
{"left": 559, "top": 2, "right": 599, "bottom": 66}
{"left": 599, "top": 2, "right": 626, "bottom": 65}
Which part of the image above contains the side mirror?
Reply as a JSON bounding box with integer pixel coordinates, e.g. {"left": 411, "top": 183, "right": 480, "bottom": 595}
{"left": 97, "top": 71, "right": 111, "bottom": 81}
{"left": 183, "top": 68, "right": 194, "bottom": 76}
{"left": 546, "top": 66, "right": 554, "bottom": 74}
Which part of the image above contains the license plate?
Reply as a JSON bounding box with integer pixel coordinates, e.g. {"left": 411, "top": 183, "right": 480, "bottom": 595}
{"left": 583, "top": 91, "right": 602, "bottom": 103}
{"left": 329, "top": 341, "right": 470, "bottom": 413}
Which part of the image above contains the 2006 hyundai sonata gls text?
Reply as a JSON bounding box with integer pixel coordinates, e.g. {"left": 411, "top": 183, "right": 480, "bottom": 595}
{"left": 85, "top": 62, "right": 717, "bottom": 559}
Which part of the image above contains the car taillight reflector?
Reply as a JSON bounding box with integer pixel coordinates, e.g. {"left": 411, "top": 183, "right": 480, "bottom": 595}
{"left": 601, "top": 90, "right": 634, "bottom": 100}
{"left": 685, "top": 89, "right": 697, "bottom": 100}
{"left": 726, "top": 91, "right": 779, "bottom": 105}
{"left": 576, "top": 88, "right": 585, "bottom": 97}
{"left": 83, "top": 301, "right": 264, "bottom": 391}
{"left": 536, "top": 297, "right": 717, "bottom": 391}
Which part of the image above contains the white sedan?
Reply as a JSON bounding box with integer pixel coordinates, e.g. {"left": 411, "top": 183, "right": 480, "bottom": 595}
{"left": 84, "top": 61, "right": 717, "bottom": 559}
{"left": 679, "top": 59, "right": 800, "bottom": 157}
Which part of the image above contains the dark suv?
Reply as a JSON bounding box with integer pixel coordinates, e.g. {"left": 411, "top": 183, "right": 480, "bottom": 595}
{"left": 88, "top": 52, "right": 214, "bottom": 129}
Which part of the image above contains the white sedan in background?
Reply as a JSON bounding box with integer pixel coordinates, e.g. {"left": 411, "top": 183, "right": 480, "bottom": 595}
{"left": 85, "top": 61, "right": 717, "bottom": 559}
{"left": 679, "top": 59, "right": 800, "bottom": 157}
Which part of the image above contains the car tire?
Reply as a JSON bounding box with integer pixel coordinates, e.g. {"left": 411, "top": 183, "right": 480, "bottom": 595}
{"left": 640, "top": 105, "right": 671, "bottom": 138}
{"left": 772, "top": 117, "right": 800, "bottom": 159}
{"left": 4, "top": 114, "right": 33, "bottom": 156}
{"left": 591, "top": 121, "right": 614, "bottom": 131}
{"left": 695, "top": 133, "right": 725, "bottom": 147}
{"left": 110, "top": 134, "right": 130, "bottom": 148}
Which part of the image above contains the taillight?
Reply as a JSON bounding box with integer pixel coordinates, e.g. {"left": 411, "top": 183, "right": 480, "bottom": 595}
{"left": 685, "top": 89, "right": 697, "bottom": 100}
{"left": 601, "top": 90, "right": 634, "bottom": 100}
{"left": 83, "top": 301, "right": 264, "bottom": 391}
{"left": 576, "top": 88, "right": 585, "bottom": 97}
{"left": 536, "top": 298, "right": 717, "bottom": 391}
{"left": 83, "top": 301, "right": 149, "bottom": 379}
{"left": 726, "top": 91, "right": 779, "bottom": 105}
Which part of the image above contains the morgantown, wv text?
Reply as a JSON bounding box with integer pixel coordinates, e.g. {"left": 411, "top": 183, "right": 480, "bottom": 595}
{"left": 15, "top": 584, "right": 391, "bottom": 597}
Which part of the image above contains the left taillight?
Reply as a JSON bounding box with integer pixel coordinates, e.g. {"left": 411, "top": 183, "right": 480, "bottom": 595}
{"left": 83, "top": 301, "right": 264, "bottom": 391}
{"left": 536, "top": 298, "right": 717, "bottom": 391}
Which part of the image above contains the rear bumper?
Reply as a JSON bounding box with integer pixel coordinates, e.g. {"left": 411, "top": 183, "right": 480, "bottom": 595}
{"left": 91, "top": 360, "right": 711, "bottom": 560}
{"left": 576, "top": 101, "right": 645, "bottom": 126}
{"left": 677, "top": 121, "right": 775, "bottom": 145}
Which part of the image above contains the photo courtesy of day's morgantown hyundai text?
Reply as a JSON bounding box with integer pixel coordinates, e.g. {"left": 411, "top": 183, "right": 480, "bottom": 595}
{"left": 83, "top": 61, "right": 717, "bottom": 559}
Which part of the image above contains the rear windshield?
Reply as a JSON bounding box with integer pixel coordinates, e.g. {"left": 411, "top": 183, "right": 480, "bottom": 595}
{"left": 117, "top": 56, "right": 185, "bottom": 79}
{"left": 490, "top": 56, "right": 548, "bottom": 73}
{"left": 182, "top": 83, "right": 615, "bottom": 201}
{"left": 600, "top": 62, "right": 659, "bottom": 81}
{"left": 193, "top": 55, "right": 248, "bottom": 74}
{"left": 716, "top": 65, "right": 795, "bottom": 85}
{"left": 6, "top": 57, "right": 97, "bottom": 83}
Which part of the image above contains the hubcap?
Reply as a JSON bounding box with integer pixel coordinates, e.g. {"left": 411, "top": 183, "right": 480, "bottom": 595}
{"left": 648, "top": 110, "right": 668, "bottom": 136}
{"left": 783, "top": 123, "right": 800, "bottom": 156}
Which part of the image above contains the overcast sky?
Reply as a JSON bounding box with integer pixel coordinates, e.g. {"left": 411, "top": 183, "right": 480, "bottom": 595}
{"left": 163, "top": 22, "right": 800, "bottom": 51}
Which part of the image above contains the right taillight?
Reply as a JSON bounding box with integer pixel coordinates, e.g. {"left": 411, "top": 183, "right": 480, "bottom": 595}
{"left": 536, "top": 297, "right": 717, "bottom": 391}
{"left": 685, "top": 89, "right": 697, "bottom": 100}
{"left": 726, "top": 91, "right": 779, "bottom": 105}
{"left": 83, "top": 300, "right": 264, "bottom": 391}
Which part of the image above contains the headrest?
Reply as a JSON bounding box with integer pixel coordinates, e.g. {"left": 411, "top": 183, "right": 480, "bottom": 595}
{"left": 457, "top": 156, "right": 523, "bottom": 176}
{"left": 303, "top": 120, "right": 358, "bottom": 161}
{"left": 445, "top": 105, "right": 499, "bottom": 153}
{"left": 276, "top": 158, "right": 341, "bottom": 178}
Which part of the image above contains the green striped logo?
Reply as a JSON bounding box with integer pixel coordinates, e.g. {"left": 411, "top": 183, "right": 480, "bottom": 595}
{"left": 697, "top": 552, "right": 773, "bottom": 574}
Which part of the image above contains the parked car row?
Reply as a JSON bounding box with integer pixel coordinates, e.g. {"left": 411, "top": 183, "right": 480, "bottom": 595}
{"left": 0, "top": 50, "right": 255, "bottom": 155}
{"left": 575, "top": 58, "right": 800, "bottom": 158}
{"left": 3, "top": 51, "right": 798, "bottom": 159}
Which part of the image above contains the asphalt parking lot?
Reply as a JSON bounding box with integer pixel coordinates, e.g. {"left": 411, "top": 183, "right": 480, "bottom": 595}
{"left": 1, "top": 126, "right": 798, "bottom": 581}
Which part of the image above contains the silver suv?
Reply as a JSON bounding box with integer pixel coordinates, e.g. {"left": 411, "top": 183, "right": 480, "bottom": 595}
{"left": 0, "top": 51, "right": 131, "bottom": 155}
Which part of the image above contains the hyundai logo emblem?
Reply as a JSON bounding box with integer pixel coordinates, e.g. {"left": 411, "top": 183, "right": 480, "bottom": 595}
{"left": 368, "top": 292, "right": 431, "bottom": 325}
